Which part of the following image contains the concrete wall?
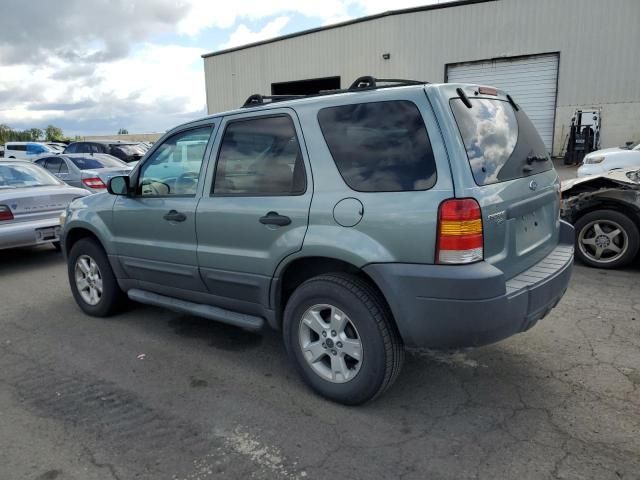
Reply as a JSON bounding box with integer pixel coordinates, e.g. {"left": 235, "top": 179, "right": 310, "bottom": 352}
{"left": 203, "top": 0, "right": 640, "bottom": 156}
{"left": 81, "top": 133, "right": 162, "bottom": 143}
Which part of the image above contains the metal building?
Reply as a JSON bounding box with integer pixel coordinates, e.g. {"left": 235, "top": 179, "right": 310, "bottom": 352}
{"left": 202, "top": 0, "right": 640, "bottom": 156}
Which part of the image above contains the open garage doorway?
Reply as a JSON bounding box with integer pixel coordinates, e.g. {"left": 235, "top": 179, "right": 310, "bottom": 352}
{"left": 271, "top": 76, "right": 341, "bottom": 96}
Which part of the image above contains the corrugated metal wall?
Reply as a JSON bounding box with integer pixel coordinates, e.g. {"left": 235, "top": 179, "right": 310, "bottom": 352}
{"left": 203, "top": 0, "right": 640, "bottom": 154}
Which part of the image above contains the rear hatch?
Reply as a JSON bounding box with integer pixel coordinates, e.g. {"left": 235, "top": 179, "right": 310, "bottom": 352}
{"left": 448, "top": 88, "right": 561, "bottom": 279}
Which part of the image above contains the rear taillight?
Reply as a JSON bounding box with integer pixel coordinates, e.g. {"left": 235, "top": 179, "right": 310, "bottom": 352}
{"left": 0, "top": 205, "right": 14, "bottom": 221}
{"left": 82, "top": 177, "right": 106, "bottom": 189}
{"left": 437, "top": 198, "right": 483, "bottom": 264}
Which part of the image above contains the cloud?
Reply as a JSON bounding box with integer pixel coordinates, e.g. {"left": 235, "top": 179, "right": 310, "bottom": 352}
{"left": 220, "top": 17, "right": 291, "bottom": 50}
{"left": 0, "top": 0, "right": 445, "bottom": 136}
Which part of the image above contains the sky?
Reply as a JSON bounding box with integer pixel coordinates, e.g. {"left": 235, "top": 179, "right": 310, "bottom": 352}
{"left": 0, "top": 0, "right": 445, "bottom": 137}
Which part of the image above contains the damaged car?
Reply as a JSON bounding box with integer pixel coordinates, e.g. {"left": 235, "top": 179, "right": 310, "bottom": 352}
{"left": 562, "top": 168, "right": 640, "bottom": 268}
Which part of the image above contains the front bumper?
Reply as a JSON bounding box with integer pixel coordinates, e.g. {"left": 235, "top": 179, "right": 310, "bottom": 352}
{"left": 0, "top": 217, "right": 62, "bottom": 250}
{"left": 364, "top": 221, "right": 575, "bottom": 349}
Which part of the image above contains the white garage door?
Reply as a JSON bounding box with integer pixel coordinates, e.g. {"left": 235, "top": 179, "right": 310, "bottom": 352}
{"left": 447, "top": 54, "right": 559, "bottom": 152}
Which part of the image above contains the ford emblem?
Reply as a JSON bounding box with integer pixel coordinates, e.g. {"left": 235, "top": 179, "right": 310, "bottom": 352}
{"left": 529, "top": 180, "right": 538, "bottom": 191}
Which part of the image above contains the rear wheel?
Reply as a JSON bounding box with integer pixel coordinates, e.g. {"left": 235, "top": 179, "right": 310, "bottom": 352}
{"left": 575, "top": 209, "right": 639, "bottom": 269}
{"left": 68, "top": 238, "right": 126, "bottom": 316}
{"left": 283, "top": 273, "right": 404, "bottom": 405}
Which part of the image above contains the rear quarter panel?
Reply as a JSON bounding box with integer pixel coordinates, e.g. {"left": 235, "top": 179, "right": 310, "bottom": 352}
{"left": 290, "top": 86, "right": 455, "bottom": 267}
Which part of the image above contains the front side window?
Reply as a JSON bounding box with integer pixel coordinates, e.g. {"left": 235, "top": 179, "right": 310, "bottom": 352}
{"left": 450, "top": 98, "right": 552, "bottom": 186}
{"left": 213, "top": 115, "right": 305, "bottom": 196}
{"left": 317, "top": 101, "right": 437, "bottom": 192}
{"left": 138, "top": 126, "right": 212, "bottom": 196}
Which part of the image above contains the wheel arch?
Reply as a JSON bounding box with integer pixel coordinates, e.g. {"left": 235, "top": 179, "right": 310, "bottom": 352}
{"left": 63, "top": 226, "right": 105, "bottom": 257}
{"left": 270, "top": 256, "right": 395, "bottom": 331}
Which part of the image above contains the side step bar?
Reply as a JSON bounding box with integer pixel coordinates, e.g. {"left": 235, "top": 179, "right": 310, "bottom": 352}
{"left": 127, "top": 289, "right": 265, "bottom": 332}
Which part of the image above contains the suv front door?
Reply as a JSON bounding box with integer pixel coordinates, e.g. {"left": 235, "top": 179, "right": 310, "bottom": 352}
{"left": 112, "top": 124, "right": 215, "bottom": 293}
{"left": 196, "top": 110, "right": 311, "bottom": 312}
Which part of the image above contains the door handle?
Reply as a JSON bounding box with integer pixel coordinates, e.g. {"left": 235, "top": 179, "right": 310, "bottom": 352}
{"left": 259, "top": 211, "right": 291, "bottom": 226}
{"left": 163, "top": 210, "right": 187, "bottom": 222}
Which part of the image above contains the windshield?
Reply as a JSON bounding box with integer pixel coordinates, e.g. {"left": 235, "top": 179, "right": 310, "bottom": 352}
{"left": 0, "top": 163, "right": 63, "bottom": 189}
{"left": 113, "top": 144, "right": 144, "bottom": 155}
{"left": 70, "top": 155, "right": 127, "bottom": 170}
{"left": 450, "top": 98, "right": 552, "bottom": 186}
{"left": 633, "top": 143, "right": 640, "bottom": 151}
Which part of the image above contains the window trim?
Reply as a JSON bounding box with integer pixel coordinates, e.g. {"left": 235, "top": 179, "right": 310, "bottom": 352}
{"left": 210, "top": 113, "right": 307, "bottom": 198}
{"left": 134, "top": 124, "right": 215, "bottom": 199}
{"left": 316, "top": 99, "right": 438, "bottom": 193}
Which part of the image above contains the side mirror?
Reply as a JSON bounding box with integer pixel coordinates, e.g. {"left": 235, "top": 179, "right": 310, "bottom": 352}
{"left": 107, "top": 176, "right": 131, "bottom": 196}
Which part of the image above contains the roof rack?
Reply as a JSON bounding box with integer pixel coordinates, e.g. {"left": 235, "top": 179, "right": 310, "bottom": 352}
{"left": 241, "top": 76, "right": 428, "bottom": 108}
{"left": 242, "top": 94, "right": 304, "bottom": 108}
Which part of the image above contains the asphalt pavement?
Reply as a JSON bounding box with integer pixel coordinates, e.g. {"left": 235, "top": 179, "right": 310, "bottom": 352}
{"left": 1, "top": 246, "right": 639, "bottom": 480}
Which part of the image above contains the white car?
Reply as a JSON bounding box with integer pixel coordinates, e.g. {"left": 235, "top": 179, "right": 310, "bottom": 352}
{"left": 577, "top": 142, "right": 640, "bottom": 177}
{"left": 3, "top": 142, "right": 59, "bottom": 161}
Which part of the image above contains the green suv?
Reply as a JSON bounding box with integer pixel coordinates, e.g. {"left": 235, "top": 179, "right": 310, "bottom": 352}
{"left": 61, "top": 78, "right": 574, "bottom": 404}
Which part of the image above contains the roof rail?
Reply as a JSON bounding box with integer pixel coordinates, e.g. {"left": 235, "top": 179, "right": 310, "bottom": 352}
{"left": 242, "top": 94, "right": 305, "bottom": 108}
{"left": 241, "top": 76, "right": 428, "bottom": 108}
{"left": 348, "top": 76, "right": 426, "bottom": 90}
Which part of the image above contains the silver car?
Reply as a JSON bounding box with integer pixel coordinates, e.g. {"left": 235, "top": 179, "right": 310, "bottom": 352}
{"left": 0, "top": 161, "right": 88, "bottom": 250}
{"left": 34, "top": 153, "right": 133, "bottom": 192}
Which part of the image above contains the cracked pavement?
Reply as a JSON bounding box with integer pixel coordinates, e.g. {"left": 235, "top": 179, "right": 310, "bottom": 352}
{"left": 0, "top": 246, "right": 639, "bottom": 480}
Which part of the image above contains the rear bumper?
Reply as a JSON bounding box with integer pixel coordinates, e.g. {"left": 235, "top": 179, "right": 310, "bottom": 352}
{"left": 364, "top": 220, "right": 575, "bottom": 349}
{"left": 0, "top": 217, "right": 62, "bottom": 250}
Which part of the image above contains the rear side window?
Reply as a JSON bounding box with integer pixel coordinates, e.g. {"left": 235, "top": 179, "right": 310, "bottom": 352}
{"left": 213, "top": 115, "right": 305, "bottom": 196}
{"left": 317, "top": 101, "right": 437, "bottom": 192}
{"left": 450, "top": 98, "right": 552, "bottom": 186}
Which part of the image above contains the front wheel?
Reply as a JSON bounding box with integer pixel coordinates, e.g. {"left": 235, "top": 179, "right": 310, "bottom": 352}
{"left": 68, "top": 238, "right": 126, "bottom": 316}
{"left": 283, "top": 273, "right": 404, "bottom": 405}
{"left": 574, "top": 209, "right": 639, "bottom": 269}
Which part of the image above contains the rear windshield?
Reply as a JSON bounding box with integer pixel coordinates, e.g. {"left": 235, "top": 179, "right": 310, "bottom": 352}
{"left": 450, "top": 98, "right": 552, "bottom": 186}
{"left": 0, "top": 163, "right": 62, "bottom": 189}
{"left": 70, "top": 156, "right": 125, "bottom": 170}
{"left": 318, "top": 100, "right": 437, "bottom": 192}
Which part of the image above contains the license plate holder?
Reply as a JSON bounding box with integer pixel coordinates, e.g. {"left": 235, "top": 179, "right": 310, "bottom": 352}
{"left": 36, "top": 226, "right": 61, "bottom": 243}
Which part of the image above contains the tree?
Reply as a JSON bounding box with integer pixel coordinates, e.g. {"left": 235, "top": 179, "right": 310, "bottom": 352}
{"left": 29, "top": 128, "right": 43, "bottom": 141}
{"left": 45, "top": 125, "right": 64, "bottom": 141}
{"left": 118, "top": 128, "right": 129, "bottom": 135}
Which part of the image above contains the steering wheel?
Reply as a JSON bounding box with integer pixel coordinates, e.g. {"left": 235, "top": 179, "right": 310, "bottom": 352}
{"left": 141, "top": 178, "right": 171, "bottom": 196}
{"left": 176, "top": 172, "right": 199, "bottom": 194}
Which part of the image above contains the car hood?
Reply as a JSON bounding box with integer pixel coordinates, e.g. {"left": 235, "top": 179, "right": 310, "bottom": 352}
{"left": 562, "top": 167, "right": 640, "bottom": 192}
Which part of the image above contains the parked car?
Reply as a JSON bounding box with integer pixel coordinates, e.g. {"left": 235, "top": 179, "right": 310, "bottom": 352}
{"left": 0, "top": 161, "right": 88, "bottom": 250}
{"left": 34, "top": 154, "right": 133, "bottom": 192}
{"left": 562, "top": 167, "right": 640, "bottom": 268}
{"left": 64, "top": 141, "right": 145, "bottom": 163}
{"left": 577, "top": 142, "right": 640, "bottom": 177}
{"left": 46, "top": 142, "right": 67, "bottom": 152}
{"left": 60, "top": 78, "right": 574, "bottom": 404}
{"left": 3, "top": 142, "right": 59, "bottom": 161}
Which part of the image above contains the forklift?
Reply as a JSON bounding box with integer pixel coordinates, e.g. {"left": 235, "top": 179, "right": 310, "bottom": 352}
{"left": 563, "top": 108, "right": 601, "bottom": 165}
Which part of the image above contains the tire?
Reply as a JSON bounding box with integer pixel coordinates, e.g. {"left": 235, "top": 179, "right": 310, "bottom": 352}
{"left": 67, "top": 238, "right": 126, "bottom": 316}
{"left": 574, "top": 209, "right": 639, "bottom": 269}
{"left": 283, "top": 273, "right": 404, "bottom": 405}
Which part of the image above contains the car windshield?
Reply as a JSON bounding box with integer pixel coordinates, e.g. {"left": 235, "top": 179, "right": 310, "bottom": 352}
{"left": 70, "top": 156, "right": 126, "bottom": 170}
{"left": 113, "top": 144, "right": 144, "bottom": 155}
{"left": 0, "top": 163, "right": 62, "bottom": 189}
{"left": 632, "top": 143, "right": 640, "bottom": 151}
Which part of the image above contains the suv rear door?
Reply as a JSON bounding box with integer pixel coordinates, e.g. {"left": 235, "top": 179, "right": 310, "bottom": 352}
{"left": 195, "top": 109, "right": 311, "bottom": 311}
{"left": 441, "top": 86, "right": 560, "bottom": 279}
